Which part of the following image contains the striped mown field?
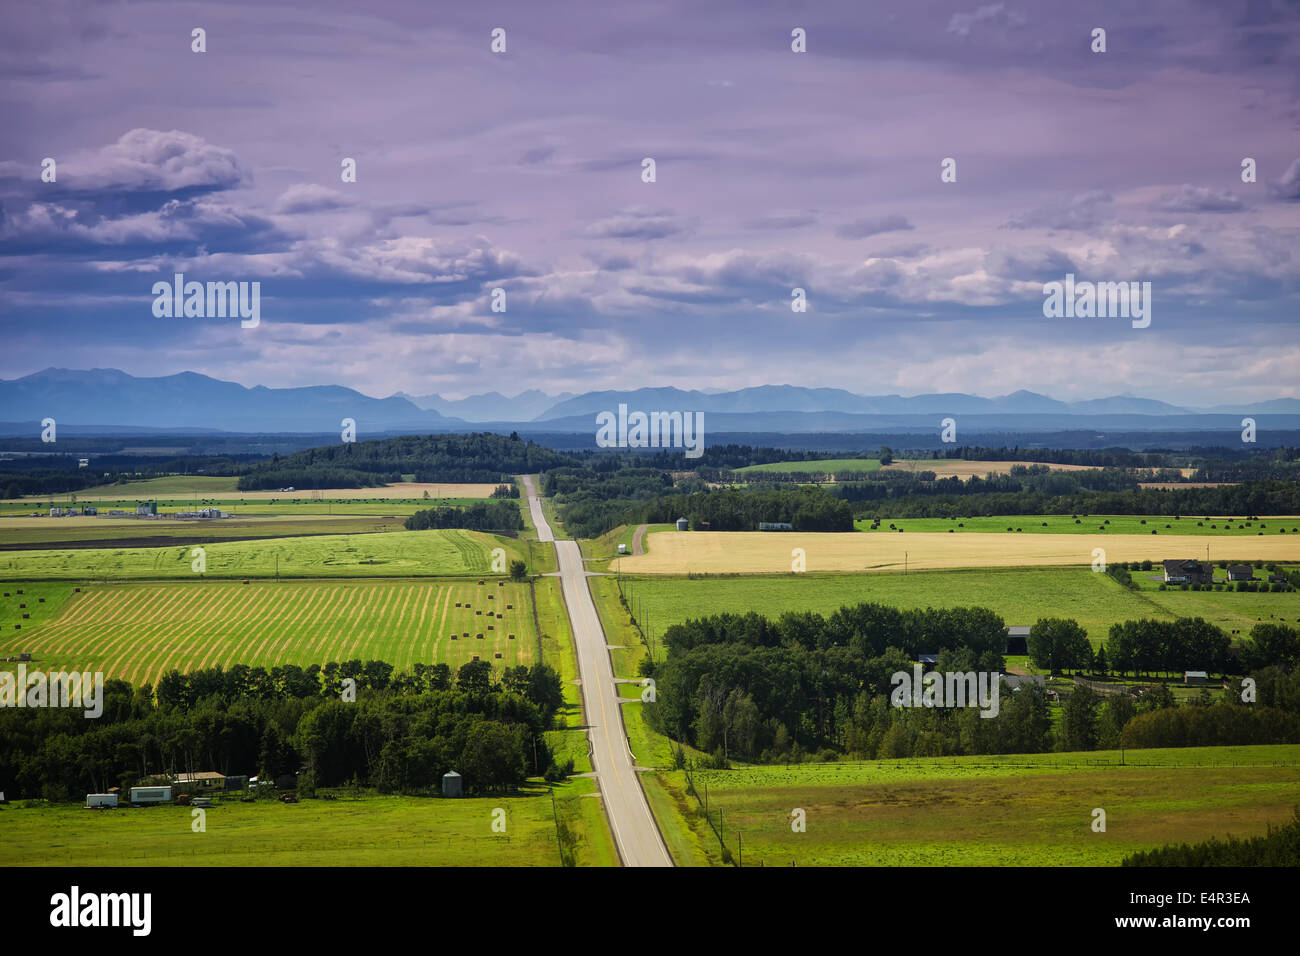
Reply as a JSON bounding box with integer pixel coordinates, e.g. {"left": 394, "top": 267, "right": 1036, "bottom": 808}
{"left": 0, "top": 578, "right": 537, "bottom": 688}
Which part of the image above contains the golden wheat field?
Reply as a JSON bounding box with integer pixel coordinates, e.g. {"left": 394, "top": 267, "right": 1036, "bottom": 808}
{"left": 612, "top": 531, "right": 1300, "bottom": 574}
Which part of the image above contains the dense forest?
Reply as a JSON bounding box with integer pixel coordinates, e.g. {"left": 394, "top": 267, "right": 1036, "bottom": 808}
{"left": 0, "top": 659, "right": 566, "bottom": 801}
{"left": 237, "top": 433, "right": 580, "bottom": 489}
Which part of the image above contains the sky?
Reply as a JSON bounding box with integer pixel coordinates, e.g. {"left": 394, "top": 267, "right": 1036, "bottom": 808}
{"left": 1, "top": 0, "right": 1297, "bottom": 405}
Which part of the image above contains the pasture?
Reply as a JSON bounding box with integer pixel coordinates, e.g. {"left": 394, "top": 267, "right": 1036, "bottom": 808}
{"left": 0, "top": 514, "right": 406, "bottom": 548}
{"left": 652, "top": 745, "right": 1300, "bottom": 867}
{"left": 0, "top": 780, "right": 616, "bottom": 867}
{"left": 855, "top": 514, "right": 1300, "bottom": 537}
{"left": 0, "top": 577, "right": 537, "bottom": 687}
{"left": 9, "top": 478, "right": 502, "bottom": 503}
{"left": 604, "top": 567, "right": 1300, "bottom": 650}
{"left": 612, "top": 530, "right": 1300, "bottom": 575}
{"left": 0, "top": 529, "right": 525, "bottom": 581}
{"left": 733, "top": 458, "right": 882, "bottom": 475}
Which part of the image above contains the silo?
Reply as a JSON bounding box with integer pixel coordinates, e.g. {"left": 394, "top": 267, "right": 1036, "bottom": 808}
{"left": 442, "top": 770, "right": 463, "bottom": 798}
{"left": 676, "top": 517, "right": 689, "bottom": 531}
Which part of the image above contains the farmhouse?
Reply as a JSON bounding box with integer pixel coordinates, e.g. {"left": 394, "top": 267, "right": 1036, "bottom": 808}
{"left": 174, "top": 771, "right": 226, "bottom": 792}
{"left": 1227, "top": 564, "right": 1254, "bottom": 582}
{"left": 1163, "top": 559, "right": 1212, "bottom": 585}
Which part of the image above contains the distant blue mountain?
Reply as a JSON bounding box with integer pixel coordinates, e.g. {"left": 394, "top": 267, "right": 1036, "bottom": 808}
{"left": 1, "top": 368, "right": 1296, "bottom": 435}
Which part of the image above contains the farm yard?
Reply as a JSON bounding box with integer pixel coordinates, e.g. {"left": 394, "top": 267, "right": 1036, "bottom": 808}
{"left": 0, "top": 577, "right": 538, "bottom": 687}
{"left": 0, "top": 529, "right": 526, "bottom": 580}
{"left": 0, "top": 780, "right": 617, "bottom": 867}
{"left": 650, "top": 745, "right": 1300, "bottom": 867}
{"left": 612, "top": 529, "right": 1300, "bottom": 575}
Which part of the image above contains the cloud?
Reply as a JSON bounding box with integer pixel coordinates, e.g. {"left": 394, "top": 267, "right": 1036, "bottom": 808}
{"left": 1003, "top": 191, "right": 1114, "bottom": 231}
{"left": 835, "top": 214, "right": 914, "bottom": 240}
{"left": 272, "top": 184, "right": 354, "bottom": 214}
{"left": 583, "top": 207, "right": 693, "bottom": 240}
{"left": 744, "top": 213, "right": 818, "bottom": 230}
{"left": 520, "top": 146, "right": 555, "bottom": 165}
{"left": 1155, "top": 185, "right": 1243, "bottom": 213}
{"left": 1271, "top": 158, "right": 1300, "bottom": 201}
{"left": 59, "top": 129, "right": 249, "bottom": 194}
{"left": 947, "top": 3, "right": 1026, "bottom": 38}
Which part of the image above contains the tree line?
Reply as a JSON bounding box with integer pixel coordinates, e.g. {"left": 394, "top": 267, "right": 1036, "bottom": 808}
{"left": 238, "top": 433, "right": 579, "bottom": 489}
{"left": 0, "top": 659, "right": 567, "bottom": 801}
{"left": 403, "top": 500, "right": 524, "bottom": 532}
{"left": 647, "top": 604, "right": 1300, "bottom": 764}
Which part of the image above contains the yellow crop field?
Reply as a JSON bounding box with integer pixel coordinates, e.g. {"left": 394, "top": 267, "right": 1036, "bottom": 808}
{"left": 612, "top": 531, "right": 1300, "bottom": 575}
{"left": 881, "top": 460, "right": 1099, "bottom": 480}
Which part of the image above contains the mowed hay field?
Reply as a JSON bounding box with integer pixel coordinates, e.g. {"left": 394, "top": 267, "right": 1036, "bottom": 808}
{"left": 653, "top": 745, "right": 1300, "bottom": 867}
{"left": 0, "top": 529, "right": 523, "bottom": 580}
{"left": 613, "top": 530, "right": 1300, "bottom": 574}
{"left": 1, "top": 578, "right": 537, "bottom": 687}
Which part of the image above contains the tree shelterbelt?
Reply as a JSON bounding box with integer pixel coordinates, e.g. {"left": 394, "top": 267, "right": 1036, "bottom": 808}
{"left": 403, "top": 499, "right": 524, "bottom": 531}
{"left": 0, "top": 659, "right": 566, "bottom": 800}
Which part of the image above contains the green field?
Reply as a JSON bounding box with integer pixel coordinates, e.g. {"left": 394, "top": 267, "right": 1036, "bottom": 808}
{"left": 0, "top": 529, "right": 526, "bottom": 581}
{"left": 0, "top": 577, "right": 537, "bottom": 687}
{"left": 0, "top": 515, "right": 407, "bottom": 547}
{"left": 0, "top": 783, "right": 617, "bottom": 867}
{"left": 855, "top": 513, "right": 1300, "bottom": 537}
{"left": 66, "top": 475, "right": 243, "bottom": 496}
{"left": 606, "top": 567, "right": 1300, "bottom": 653}
{"left": 734, "top": 458, "right": 882, "bottom": 475}
{"left": 651, "top": 745, "right": 1300, "bottom": 867}
{"left": 3, "top": 497, "right": 505, "bottom": 519}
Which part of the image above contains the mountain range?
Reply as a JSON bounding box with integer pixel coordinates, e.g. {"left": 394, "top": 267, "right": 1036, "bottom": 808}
{"left": 2, "top": 368, "right": 1298, "bottom": 436}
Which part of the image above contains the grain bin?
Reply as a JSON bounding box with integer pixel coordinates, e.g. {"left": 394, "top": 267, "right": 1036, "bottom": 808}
{"left": 442, "top": 770, "right": 463, "bottom": 798}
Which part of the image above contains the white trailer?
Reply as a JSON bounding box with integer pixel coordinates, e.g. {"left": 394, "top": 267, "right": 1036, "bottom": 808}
{"left": 85, "top": 793, "right": 118, "bottom": 808}
{"left": 129, "top": 786, "right": 172, "bottom": 804}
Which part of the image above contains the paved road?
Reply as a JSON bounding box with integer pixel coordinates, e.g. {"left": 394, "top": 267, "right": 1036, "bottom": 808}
{"left": 521, "top": 476, "right": 672, "bottom": 867}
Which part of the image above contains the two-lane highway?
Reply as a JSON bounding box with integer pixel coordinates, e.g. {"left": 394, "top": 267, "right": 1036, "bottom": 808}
{"left": 521, "top": 476, "right": 672, "bottom": 867}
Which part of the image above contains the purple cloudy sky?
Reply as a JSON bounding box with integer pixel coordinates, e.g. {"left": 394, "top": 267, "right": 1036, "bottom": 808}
{"left": 1, "top": 0, "right": 1297, "bottom": 405}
